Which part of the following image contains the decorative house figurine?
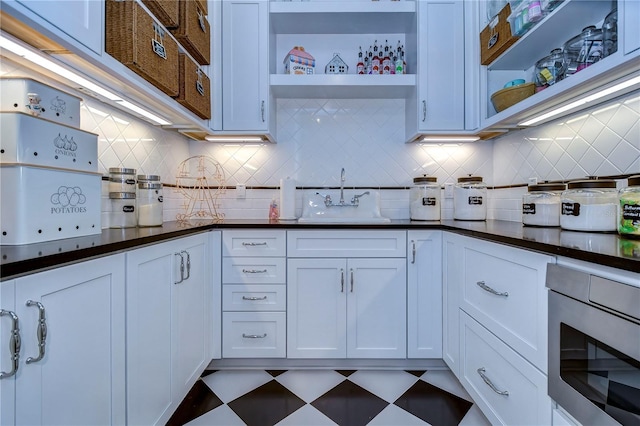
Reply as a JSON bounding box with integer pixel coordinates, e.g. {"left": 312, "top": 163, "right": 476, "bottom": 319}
{"left": 325, "top": 53, "right": 348, "bottom": 74}
{"left": 284, "top": 46, "right": 315, "bottom": 75}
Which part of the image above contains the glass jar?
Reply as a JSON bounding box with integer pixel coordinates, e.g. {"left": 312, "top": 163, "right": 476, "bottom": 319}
{"left": 109, "top": 192, "right": 137, "bottom": 228}
{"left": 410, "top": 175, "right": 440, "bottom": 221}
{"left": 454, "top": 176, "right": 487, "bottom": 221}
{"left": 533, "top": 48, "right": 567, "bottom": 91}
{"left": 108, "top": 167, "right": 137, "bottom": 193}
{"left": 560, "top": 180, "right": 617, "bottom": 232}
{"left": 137, "top": 174, "right": 160, "bottom": 184}
{"left": 618, "top": 175, "right": 640, "bottom": 238}
{"left": 602, "top": 8, "right": 618, "bottom": 57}
{"left": 563, "top": 26, "right": 604, "bottom": 75}
{"left": 137, "top": 182, "right": 163, "bottom": 227}
{"left": 522, "top": 183, "right": 566, "bottom": 227}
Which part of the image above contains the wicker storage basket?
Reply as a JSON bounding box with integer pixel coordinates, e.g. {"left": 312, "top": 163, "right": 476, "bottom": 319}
{"left": 175, "top": 54, "right": 211, "bottom": 119}
{"left": 171, "top": 0, "right": 210, "bottom": 65}
{"left": 480, "top": 3, "right": 519, "bottom": 65}
{"left": 142, "top": 0, "right": 179, "bottom": 28}
{"left": 490, "top": 82, "right": 535, "bottom": 112}
{"left": 105, "top": 0, "right": 179, "bottom": 97}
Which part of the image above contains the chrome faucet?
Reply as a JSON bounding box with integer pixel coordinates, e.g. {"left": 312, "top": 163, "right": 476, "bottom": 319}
{"left": 351, "top": 191, "right": 370, "bottom": 205}
{"left": 339, "top": 168, "right": 346, "bottom": 205}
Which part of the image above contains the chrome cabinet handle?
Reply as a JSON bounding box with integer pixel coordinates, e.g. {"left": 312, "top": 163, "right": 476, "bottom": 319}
{"left": 422, "top": 100, "right": 427, "bottom": 122}
{"left": 181, "top": 250, "right": 191, "bottom": 280}
{"left": 477, "top": 367, "right": 509, "bottom": 396}
{"left": 243, "top": 333, "right": 267, "bottom": 339}
{"left": 175, "top": 252, "right": 185, "bottom": 284}
{"left": 25, "top": 301, "right": 46, "bottom": 364}
{"left": 261, "top": 100, "right": 265, "bottom": 122}
{"left": 340, "top": 268, "right": 345, "bottom": 293}
{"left": 477, "top": 281, "right": 509, "bottom": 297}
{"left": 242, "top": 242, "right": 267, "bottom": 246}
{"left": 242, "top": 269, "right": 268, "bottom": 274}
{"left": 242, "top": 296, "right": 267, "bottom": 301}
{"left": 350, "top": 268, "right": 354, "bottom": 292}
{"left": 411, "top": 240, "right": 416, "bottom": 264}
{"left": 0, "top": 310, "right": 20, "bottom": 379}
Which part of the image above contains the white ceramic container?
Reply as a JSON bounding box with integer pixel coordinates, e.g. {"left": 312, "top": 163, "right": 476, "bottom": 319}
{"left": 0, "top": 164, "right": 101, "bottom": 245}
{"left": 0, "top": 112, "right": 98, "bottom": 172}
{"left": 0, "top": 77, "right": 82, "bottom": 127}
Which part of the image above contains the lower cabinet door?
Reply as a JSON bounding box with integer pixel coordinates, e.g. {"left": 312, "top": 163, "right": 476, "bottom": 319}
{"left": 460, "top": 312, "right": 551, "bottom": 426}
{"left": 223, "top": 312, "right": 286, "bottom": 358}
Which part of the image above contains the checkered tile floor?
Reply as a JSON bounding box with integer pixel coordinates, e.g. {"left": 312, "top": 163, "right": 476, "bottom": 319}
{"left": 167, "top": 369, "right": 490, "bottom": 426}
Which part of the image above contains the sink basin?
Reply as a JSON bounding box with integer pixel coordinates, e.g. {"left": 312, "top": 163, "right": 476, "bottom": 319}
{"left": 297, "top": 189, "right": 390, "bottom": 224}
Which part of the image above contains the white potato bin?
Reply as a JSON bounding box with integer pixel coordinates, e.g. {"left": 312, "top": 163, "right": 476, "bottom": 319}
{"left": 0, "top": 77, "right": 81, "bottom": 127}
{"left": 1, "top": 112, "right": 98, "bottom": 172}
{"left": 0, "top": 164, "right": 101, "bottom": 245}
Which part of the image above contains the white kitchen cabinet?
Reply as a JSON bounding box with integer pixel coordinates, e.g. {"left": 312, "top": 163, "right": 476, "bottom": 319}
{"left": 126, "top": 233, "right": 211, "bottom": 426}
{"left": 2, "top": 255, "right": 126, "bottom": 426}
{"left": 288, "top": 257, "right": 407, "bottom": 359}
{"left": 405, "top": 0, "right": 466, "bottom": 138}
{"left": 621, "top": 0, "right": 640, "bottom": 55}
{"left": 6, "top": 0, "right": 103, "bottom": 54}
{"left": 218, "top": 0, "right": 274, "bottom": 136}
{"left": 407, "top": 231, "right": 442, "bottom": 359}
{"left": 0, "top": 279, "right": 17, "bottom": 426}
{"left": 442, "top": 231, "right": 464, "bottom": 376}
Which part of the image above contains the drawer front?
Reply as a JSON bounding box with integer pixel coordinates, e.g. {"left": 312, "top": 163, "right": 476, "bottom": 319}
{"left": 222, "top": 257, "right": 286, "bottom": 284}
{"left": 222, "top": 230, "right": 286, "bottom": 257}
{"left": 222, "top": 312, "right": 286, "bottom": 358}
{"left": 287, "top": 230, "right": 407, "bottom": 258}
{"left": 461, "top": 239, "right": 552, "bottom": 371}
{"left": 460, "top": 312, "right": 550, "bottom": 426}
{"left": 222, "top": 285, "right": 285, "bottom": 312}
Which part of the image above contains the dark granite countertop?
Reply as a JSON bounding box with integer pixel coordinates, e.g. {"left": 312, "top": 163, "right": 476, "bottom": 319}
{"left": 1, "top": 219, "right": 638, "bottom": 280}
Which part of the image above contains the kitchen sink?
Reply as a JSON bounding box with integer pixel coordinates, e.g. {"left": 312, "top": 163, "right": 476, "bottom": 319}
{"left": 297, "top": 189, "right": 391, "bottom": 224}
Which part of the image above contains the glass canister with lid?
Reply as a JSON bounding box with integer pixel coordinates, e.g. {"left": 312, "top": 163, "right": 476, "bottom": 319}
{"left": 109, "top": 192, "right": 137, "bottom": 228}
{"left": 454, "top": 176, "right": 487, "bottom": 221}
{"left": 618, "top": 175, "right": 640, "bottom": 238}
{"left": 563, "top": 25, "right": 604, "bottom": 75}
{"left": 137, "top": 175, "right": 163, "bottom": 227}
{"left": 602, "top": 8, "right": 618, "bottom": 57}
{"left": 533, "top": 48, "right": 567, "bottom": 91}
{"left": 560, "top": 180, "right": 618, "bottom": 232}
{"left": 410, "top": 175, "right": 440, "bottom": 221}
{"left": 108, "top": 167, "right": 137, "bottom": 193}
{"left": 522, "top": 182, "right": 566, "bottom": 227}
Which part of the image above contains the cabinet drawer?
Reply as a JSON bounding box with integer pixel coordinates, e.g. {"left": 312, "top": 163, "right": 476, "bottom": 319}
{"left": 222, "top": 230, "right": 286, "bottom": 257}
{"left": 460, "top": 238, "right": 552, "bottom": 371}
{"left": 223, "top": 285, "right": 285, "bottom": 311}
{"left": 222, "top": 257, "right": 286, "bottom": 284}
{"left": 287, "top": 230, "right": 406, "bottom": 258}
{"left": 460, "top": 312, "right": 550, "bottom": 426}
{"left": 222, "top": 312, "right": 285, "bottom": 358}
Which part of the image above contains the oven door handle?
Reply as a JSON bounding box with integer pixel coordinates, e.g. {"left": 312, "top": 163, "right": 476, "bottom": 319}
{"left": 477, "top": 367, "right": 509, "bottom": 396}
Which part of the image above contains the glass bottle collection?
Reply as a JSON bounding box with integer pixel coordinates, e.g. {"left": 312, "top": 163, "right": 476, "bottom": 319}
{"left": 357, "top": 40, "right": 406, "bottom": 75}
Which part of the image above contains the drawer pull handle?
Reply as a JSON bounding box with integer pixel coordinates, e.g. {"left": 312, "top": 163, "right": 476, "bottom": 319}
{"left": 477, "top": 367, "right": 509, "bottom": 396}
{"left": 242, "top": 242, "right": 267, "bottom": 246}
{"left": 242, "top": 269, "right": 268, "bottom": 274}
{"left": 0, "top": 310, "right": 20, "bottom": 379}
{"left": 25, "top": 301, "right": 46, "bottom": 364}
{"left": 242, "top": 333, "right": 267, "bottom": 339}
{"left": 477, "top": 281, "right": 509, "bottom": 297}
{"left": 242, "top": 296, "right": 268, "bottom": 301}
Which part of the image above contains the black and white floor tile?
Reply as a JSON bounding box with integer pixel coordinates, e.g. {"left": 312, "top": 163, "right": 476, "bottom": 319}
{"left": 167, "top": 369, "right": 490, "bottom": 426}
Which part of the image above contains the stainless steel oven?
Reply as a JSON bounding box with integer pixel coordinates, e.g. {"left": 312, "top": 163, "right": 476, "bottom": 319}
{"left": 547, "top": 263, "right": 640, "bottom": 426}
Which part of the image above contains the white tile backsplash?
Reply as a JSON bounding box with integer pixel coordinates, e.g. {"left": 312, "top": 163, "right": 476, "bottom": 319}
{"left": 3, "top": 61, "right": 638, "bottom": 224}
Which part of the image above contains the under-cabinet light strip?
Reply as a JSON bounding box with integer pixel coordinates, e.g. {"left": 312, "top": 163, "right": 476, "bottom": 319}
{"left": 204, "top": 136, "right": 264, "bottom": 142}
{"left": 0, "top": 34, "right": 172, "bottom": 126}
{"left": 421, "top": 136, "right": 480, "bottom": 142}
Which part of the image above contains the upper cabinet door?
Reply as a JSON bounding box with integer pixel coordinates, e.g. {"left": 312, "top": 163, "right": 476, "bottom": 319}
{"left": 415, "top": 0, "right": 465, "bottom": 131}
{"left": 222, "top": 0, "right": 269, "bottom": 131}
{"left": 14, "top": 0, "right": 103, "bottom": 54}
{"left": 622, "top": 0, "right": 640, "bottom": 55}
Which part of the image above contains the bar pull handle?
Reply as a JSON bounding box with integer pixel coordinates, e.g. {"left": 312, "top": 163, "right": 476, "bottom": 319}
{"left": 25, "top": 301, "right": 46, "bottom": 364}
{"left": 242, "top": 269, "right": 268, "bottom": 274}
{"left": 0, "top": 310, "right": 20, "bottom": 379}
{"left": 340, "top": 268, "right": 345, "bottom": 293}
{"left": 242, "top": 242, "right": 267, "bottom": 247}
{"left": 477, "top": 367, "right": 509, "bottom": 396}
{"left": 350, "top": 268, "right": 354, "bottom": 292}
{"left": 261, "top": 100, "right": 265, "bottom": 122}
{"left": 411, "top": 240, "right": 416, "bottom": 264}
{"left": 181, "top": 250, "right": 191, "bottom": 280}
{"left": 422, "top": 100, "right": 427, "bottom": 122}
{"left": 242, "top": 296, "right": 268, "bottom": 301}
{"left": 175, "top": 252, "right": 185, "bottom": 284}
{"left": 243, "top": 333, "right": 267, "bottom": 339}
{"left": 477, "top": 281, "right": 509, "bottom": 297}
